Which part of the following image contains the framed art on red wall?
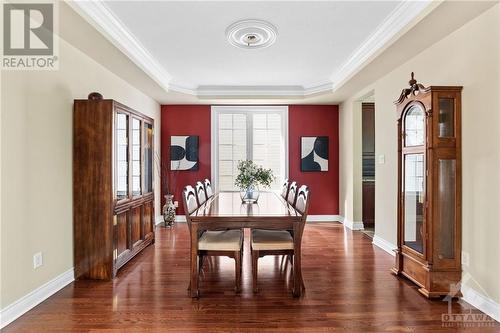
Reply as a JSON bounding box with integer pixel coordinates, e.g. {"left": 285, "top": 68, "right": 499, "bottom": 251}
{"left": 300, "top": 136, "right": 329, "bottom": 172}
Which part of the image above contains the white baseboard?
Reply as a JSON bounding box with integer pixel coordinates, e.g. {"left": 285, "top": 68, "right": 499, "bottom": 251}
{"left": 342, "top": 218, "right": 364, "bottom": 230}
{"left": 175, "top": 216, "right": 187, "bottom": 222}
{"left": 155, "top": 215, "right": 186, "bottom": 225}
{"left": 307, "top": 215, "right": 343, "bottom": 223}
{"left": 157, "top": 215, "right": 341, "bottom": 224}
{"left": 0, "top": 268, "right": 74, "bottom": 329}
{"left": 372, "top": 235, "right": 396, "bottom": 256}
{"left": 462, "top": 284, "right": 500, "bottom": 323}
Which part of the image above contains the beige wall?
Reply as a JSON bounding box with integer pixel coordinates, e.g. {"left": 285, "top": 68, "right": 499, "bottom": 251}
{"left": 0, "top": 28, "right": 161, "bottom": 308}
{"left": 340, "top": 4, "right": 500, "bottom": 302}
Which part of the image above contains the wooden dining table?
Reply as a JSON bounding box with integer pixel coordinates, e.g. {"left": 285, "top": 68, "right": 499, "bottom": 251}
{"left": 189, "top": 191, "right": 304, "bottom": 297}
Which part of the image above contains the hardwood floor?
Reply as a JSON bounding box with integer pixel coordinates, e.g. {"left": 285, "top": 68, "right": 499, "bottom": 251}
{"left": 4, "top": 223, "right": 499, "bottom": 332}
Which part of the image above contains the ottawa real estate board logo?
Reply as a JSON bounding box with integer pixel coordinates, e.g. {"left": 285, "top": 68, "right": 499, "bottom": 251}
{"left": 2, "top": 1, "right": 59, "bottom": 70}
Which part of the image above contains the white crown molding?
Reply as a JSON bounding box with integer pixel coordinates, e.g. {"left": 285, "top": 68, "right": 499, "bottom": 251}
{"left": 195, "top": 81, "right": 333, "bottom": 99}
{"left": 330, "top": 0, "right": 435, "bottom": 91}
{"left": 0, "top": 268, "right": 74, "bottom": 329}
{"left": 372, "top": 235, "right": 397, "bottom": 256}
{"left": 69, "top": 0, "right": 435, "bottom": 100}
{"left": 68, "top": 0, "right": 172, "bottom": 92}
{"left": 303, "top": 82, "right": 334, "bottom": 96}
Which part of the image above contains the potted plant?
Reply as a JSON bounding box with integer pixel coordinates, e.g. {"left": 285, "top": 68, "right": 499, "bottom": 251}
{"left": 234, "top": 160, "right": 275, "bottom": 203}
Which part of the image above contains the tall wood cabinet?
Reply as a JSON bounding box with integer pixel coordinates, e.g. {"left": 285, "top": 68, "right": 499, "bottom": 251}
{"left": 391, "top": 74, "right": 462, "bottom": 298}
{"left": 74, "top": 92, "right": 155, "bottom": 280}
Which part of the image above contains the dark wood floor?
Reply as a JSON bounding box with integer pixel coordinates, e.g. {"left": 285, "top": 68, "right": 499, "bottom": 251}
{"left": 5, "top": 223, "right": 499, "bottom": 332}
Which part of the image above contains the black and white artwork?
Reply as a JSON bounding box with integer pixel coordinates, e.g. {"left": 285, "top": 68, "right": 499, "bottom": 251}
{"left": 301, "top": 136, "right": 329, "bottom": 172}
{"left": 170, "top": 136, "right": 199, "bottom": 171}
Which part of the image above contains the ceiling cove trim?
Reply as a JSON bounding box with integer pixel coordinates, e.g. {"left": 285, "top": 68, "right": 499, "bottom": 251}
{"left": 195, "top": 81, "right": 333, "bottom": 99}
{"left": 68, "top": 0, "right": 172, "bottom": 92}
{"left": 330, "top": 0, "right": 436, "bottom": 91}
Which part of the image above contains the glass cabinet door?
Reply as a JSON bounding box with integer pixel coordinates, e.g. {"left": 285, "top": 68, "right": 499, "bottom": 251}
{"left": 116, "top": 113, "right": 129, "bottom": 200}
{"left": 404, "top": 105, "right": 425, "bottom": 147}
{"left": 438, "top": 98, "right": 455, "bottom": 138}
{"left": 403, "top": 153, "right": 425, "bottom": 253}
{"left": 144, "top": 123, "right": 153, "bottom": 194}
{"left": 131, "top": 118, "right": 142, "bottom": 196}
{"left": 437, "top": 159, "right": 456, "bottom": 259}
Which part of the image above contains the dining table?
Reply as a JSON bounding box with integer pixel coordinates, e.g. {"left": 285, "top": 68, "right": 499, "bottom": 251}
{"left": 188, "top": 191, "right": 304, "bottom": 297}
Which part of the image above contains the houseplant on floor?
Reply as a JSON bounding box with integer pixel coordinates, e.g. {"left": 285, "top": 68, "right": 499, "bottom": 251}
{"left": 235, "top": 160, "right": 275, "bottom": 203}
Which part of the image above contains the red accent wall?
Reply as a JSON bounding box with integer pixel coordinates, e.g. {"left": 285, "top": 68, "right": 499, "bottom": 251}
{"left": 161, "top": 104, "right": 339, "bottom": 216}
{"left": 161, "top": 105, "right": 211, "bottom": 214}
{"left": 288, "top": 105, "right": 339, "bottom": 215}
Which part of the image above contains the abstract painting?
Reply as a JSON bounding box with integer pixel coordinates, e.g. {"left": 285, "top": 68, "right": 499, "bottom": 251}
{"left": 170, "top": 136, "right": 199, "bottom": 171}
{"left": 301, "top": 136, "right": 328, "bottom": 172}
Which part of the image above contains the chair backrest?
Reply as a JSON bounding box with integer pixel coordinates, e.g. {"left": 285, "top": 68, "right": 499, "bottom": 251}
{"left": 195, "top": 181, "right": 207, "bottom": 205}
{"left": 280, "top": 178, "right": 290, "bottom": 199}
{"left": 182, "top": 185, "right": 198, "bottom": 227}
{"left": 295, "top": 185, "right": 310, "bottom": 216}
{"left": 295, "top": 185, "right": 311, "bottom": 236}
{"left": 204, "top": 179, "right": 213, "bottom": 199}
{"left": 287, "top": 181, "right": 298, "bottom": 205}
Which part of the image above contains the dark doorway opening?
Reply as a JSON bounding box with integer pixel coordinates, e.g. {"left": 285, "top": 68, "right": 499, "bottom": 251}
{"left": 362, "top": 102, "right": 375, "bottom": 237}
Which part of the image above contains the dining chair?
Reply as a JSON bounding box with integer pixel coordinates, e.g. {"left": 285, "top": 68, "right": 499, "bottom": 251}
{"left": 280, "top": 179, "right": 290, "bottom": 199}
{"left": 195, "top": 181, "right": 207, "bottom": 206}
{"left": 251, "top": 185, "right": 310, "bottom": 293}
{"left": 183, "top": 185, "right": 243, "bottom": 295}
{"left": 203, "top": 179, "right": 213, "bottom": 200}
{"left": 287, "top": 181, "right": 298, "bottom": 206}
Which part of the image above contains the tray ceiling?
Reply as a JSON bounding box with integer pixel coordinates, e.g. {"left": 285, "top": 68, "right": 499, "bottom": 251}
{"left": 71, "top": 0, "right": 434, "bottom": 100}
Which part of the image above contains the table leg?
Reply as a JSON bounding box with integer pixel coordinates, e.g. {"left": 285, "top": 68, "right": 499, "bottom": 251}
{"left": 190, "top": 224, "right": 199, "bottom": 298}
{"left": 293, "top": 223, "right": 303, "bottom": 297}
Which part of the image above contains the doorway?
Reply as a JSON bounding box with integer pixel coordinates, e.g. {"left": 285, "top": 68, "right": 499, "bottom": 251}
{"left": 362, "top": 102, "right": 375, "bottom": 237}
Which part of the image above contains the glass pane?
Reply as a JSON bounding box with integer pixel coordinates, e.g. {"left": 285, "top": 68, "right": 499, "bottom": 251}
{"left": 404, "top": 154, "right": 425, "bottom": 253}
{"left": 131, "top": 118, "right": 141, "bottom": 196}
{"left": 144, "top": 123, "right": 153, "bottom": 193}
{"left": 404, "top": 105, "right": 425, "bottom": 146}
{"left": 438, "top": 159, "right": 456, "bottom": 259}
{"left": 116, "top": 113, "right": 128, "bottom": 199}
{"left": 438, "top": 98, "right": 455, "bottom": 138}
{"left": 218, "top": 114, "right": 247, "bottom": 191}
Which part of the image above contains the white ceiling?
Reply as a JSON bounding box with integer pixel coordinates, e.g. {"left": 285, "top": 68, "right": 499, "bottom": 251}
{"left": 71, "top": 0, "right": 438, "bottom": 101}
{"left": 104, "top": 0, "right": 400, "bottom": 91}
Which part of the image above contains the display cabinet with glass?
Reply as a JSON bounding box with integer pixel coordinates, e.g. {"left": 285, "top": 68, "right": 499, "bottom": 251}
{"left": 73, "top": 93, "right": 155, "bottom": 280}
{"left": 392, "top": 73, "right": 462, "bottom": 298}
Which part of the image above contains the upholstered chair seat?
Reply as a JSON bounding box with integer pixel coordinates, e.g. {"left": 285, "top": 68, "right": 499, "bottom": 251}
{"left": 251, "top": 229, "right": 293, "bottom": 251}
{"left": 199, "top": 230, "right": 243, "bottom": 251}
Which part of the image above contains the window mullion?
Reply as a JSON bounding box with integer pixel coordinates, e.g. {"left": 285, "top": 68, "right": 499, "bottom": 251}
{"left": 247, "top": 112, "right": 253, "bottom": 161}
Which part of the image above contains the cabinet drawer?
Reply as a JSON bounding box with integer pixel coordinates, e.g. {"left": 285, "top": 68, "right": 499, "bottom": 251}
{"left": 402, "top": 255, "right": 426, "bottom": 287}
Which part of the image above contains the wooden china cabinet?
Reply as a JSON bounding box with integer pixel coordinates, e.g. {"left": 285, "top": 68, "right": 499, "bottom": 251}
{"left": 391, "top": 73, "right": 462, "bottom": 298}
{"left": 73, "top": 92, "right": 155, "bottom": 280}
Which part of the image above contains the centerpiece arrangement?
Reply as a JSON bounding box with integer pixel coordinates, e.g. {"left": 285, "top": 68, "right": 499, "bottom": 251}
{"left": 234, "top": 160, "right": 275, "bottom": 203}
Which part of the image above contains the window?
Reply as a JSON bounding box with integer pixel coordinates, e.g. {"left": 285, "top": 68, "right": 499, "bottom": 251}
{"left": 211, "top": 106, "right": 288, "bottom": 191}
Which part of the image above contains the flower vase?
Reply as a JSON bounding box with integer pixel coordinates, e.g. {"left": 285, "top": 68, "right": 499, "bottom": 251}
{"left": 163, "top": 194, "right": 176, "bottom": 227}
{"left": 240, "top": 185, "right": 260, "bottom": 203}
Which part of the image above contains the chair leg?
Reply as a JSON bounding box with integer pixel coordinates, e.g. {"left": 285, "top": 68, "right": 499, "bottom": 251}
{"left": 235, "top": 251, "right": 241, "bottom": 293}
{"left": 198, "top": 255, "right": 205, "bottom": 275}
{"left": 252, "top": 250, "right": 259, "bottom": 293}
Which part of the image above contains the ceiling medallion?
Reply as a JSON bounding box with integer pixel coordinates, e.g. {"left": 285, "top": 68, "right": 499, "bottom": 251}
{"left": 226, "top": 19, "right": 278, "bottom": 49}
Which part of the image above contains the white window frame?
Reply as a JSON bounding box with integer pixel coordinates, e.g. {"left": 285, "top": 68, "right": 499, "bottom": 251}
{"left": 211, "top": 105, "right": 289, "bottom": 192}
